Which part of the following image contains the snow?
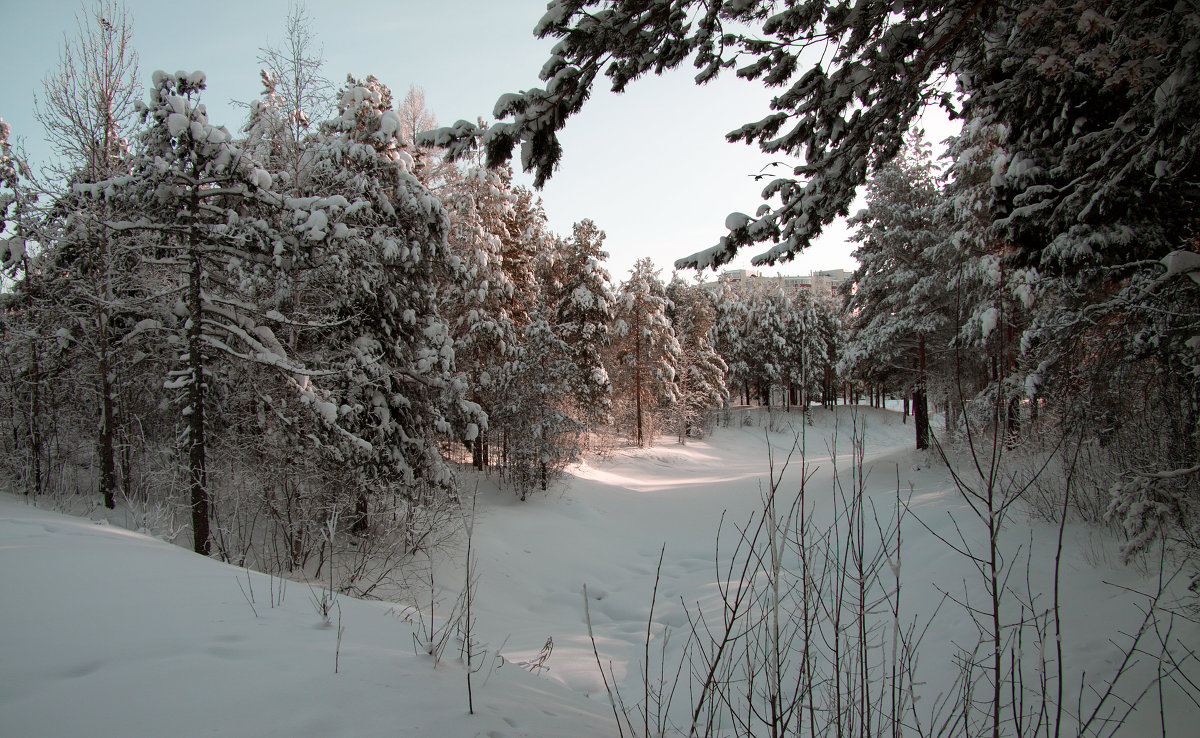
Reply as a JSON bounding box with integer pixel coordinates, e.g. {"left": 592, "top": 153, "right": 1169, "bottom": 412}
{"left": 0, "top": 496, "right": 610, "bottom": 738}
{"left": 1162, "top": 249, "right": 1200, "bottom": 284}
{"left": 299, "top": 209, "right": 328, "bottom": 241}
{"left": 979, "top": 305, "right": 999, "bottom": 338}
{"left": 378, "top": 110, "right": 401, "bottom": 138}
{"left": 724, "top": 211, "right": 750, "bottom": 231}
{"left": 250, "top": 168, "right": 272, "bottom": 190}
{"left": 2, "top": 406, "right": 1195, "bottom": 735}
{"left": 166, "top": 113, "right": 189, "bottom": 138}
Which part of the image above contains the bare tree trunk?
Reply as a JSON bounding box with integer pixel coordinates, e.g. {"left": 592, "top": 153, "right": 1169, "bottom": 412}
{"left": 914, "top": 336, "right": 929, "bottom": 450}
{"left": 98, "top": 334, "right": 116, "bottom": 509}
{"left": 28, "top": 340, "right": 43, "bottom": 495}
{"left": 635, "top": 316, "right": 644, "bottom": 447}
{"left": 1005, "top": 322, "right": 1020, "bottom": 443}
{"left": 19, "top": 234, "right": 43, "bottom": 495}
{"left": 472, "top": 427, "right": 485, "bottom": 471}
{"left": 186, "top": 188, "right": 210, "bottom": 556}
{"left": 97, "top": 225, "right": 116, "bottom": 510}
{"left": 352, "top": 492, "right": 369, "bottom": 534}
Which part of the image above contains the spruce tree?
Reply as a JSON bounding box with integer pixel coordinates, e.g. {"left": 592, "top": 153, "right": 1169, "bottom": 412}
{"left": 611, "top": 258, "right": 682, "bottom": 447}
{"left": 665, "top": 274, "right": 727, "bottom": 442}
{"left": 844, "top": 135, "right": 949, "bottom": 450}
{"left": 292, "top": 74, "right": 483, "bottom": 532}
{"left": 538, "top": 219, "right": 615, "bottom": 429}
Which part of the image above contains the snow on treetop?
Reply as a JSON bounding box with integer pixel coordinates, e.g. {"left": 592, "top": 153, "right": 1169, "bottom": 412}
{"left": 166, "top": 114, "right": 189, "bottom": 138}
{"left": 725, "top": 212, "right": 751, "bottom": 231}
{"left": 378, "top": 110, "right": 401, "bottom": 138}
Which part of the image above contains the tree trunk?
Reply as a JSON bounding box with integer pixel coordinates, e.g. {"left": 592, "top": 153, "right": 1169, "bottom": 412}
{"left": 1006, "top": 396, "right": 1021, "bottom": 446}
{"left": 97, "top": 105, "right": 118, "bottom": 510}
{"left": 21, "top": 248, "right": 43, "bottom": 496}
{"left": 186, "top": 192, "right": 211, "bottom": 557}
{"left": 914, "top": 336, "right": 929, "bottom": 450}
{"left": 28, "top": 341, "right": 43, "bottom": 495}
{"left": 634, "top": 318, "right": 644, "bottom": 446}
{"left": 1005, "top": 322, "right": 1019, "bottom": 444}
{"left": 472, "top": 427, "right": 485, "bottom": 471}
{"left": 98, "top": 330, "right": 116, "bottom": 509}
{"left": 352, "top": 492, "right": 369, "bottom": 534}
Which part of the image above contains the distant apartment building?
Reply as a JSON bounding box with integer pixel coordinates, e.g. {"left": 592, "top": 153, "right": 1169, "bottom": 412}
{"left": 708, "top": 268, "right": 852, "bottom": 304}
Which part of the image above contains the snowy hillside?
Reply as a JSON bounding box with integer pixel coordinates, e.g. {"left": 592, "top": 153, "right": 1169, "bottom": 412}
{"left": 0, "top": 495, "right": 612, "bottom": 737}
{"left": 2, "top": 405, "right": 1197, "bottom": 736}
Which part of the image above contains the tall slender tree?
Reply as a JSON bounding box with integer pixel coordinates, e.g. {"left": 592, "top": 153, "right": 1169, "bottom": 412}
{"left": 538, "top": 218, "right": 615, "bottom": 429}
{"left": 291, "top": 73, "right": 484, "bottom": 531}
{"left": 77, "top": 70, "right": 293, "bottom": 554}
{"left": 253, "top": 1, "right": 333, "bottom": 191}
{"left": 0, "top": 120, "right": 45, "bottom": 495}
{"left": 611, "top": 258, "right": 682, "bottom": 447}
{"left": 844, "top": 135, "right": 948, "bottom": 450}
{"left": 34, "top": 0, "right": 140, "bottom": 509}
{"left": 665, "top": 273, "right": 727, "bottom": 442}
{"left": 35, "top": 0, "right": 139, "bottom": 186}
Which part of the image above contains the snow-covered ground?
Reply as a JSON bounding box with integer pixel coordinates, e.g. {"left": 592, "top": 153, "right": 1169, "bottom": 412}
{"left": 2, "top": 405, "right": 1196, "bottom": 736}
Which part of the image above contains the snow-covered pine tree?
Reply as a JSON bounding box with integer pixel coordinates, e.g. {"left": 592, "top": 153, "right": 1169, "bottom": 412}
{"left": 537, "top": 218, "right": 615, "bottom": 430}
{"left": 0, "top": 119, "right": 47, "bottom": 495}
{"left": 962, "top": 3, "right": 1200, "bottom": 544}
{"left": 497, "top": 182, "right": 547, "bottom": 328}
{"left": 744, "top": 283, "right": 791, "bottom": 409}
{"left": 843, "top": 134, "right": 950, "bottom": 450}
{"left": 937, "top": 120, "right": 1035, "bottom": 440}
{"left": 665, "top": 273, "right": 727, "bottom": 442}
{"left": 780, "top": 286, "right": 828, "bottom": 412}
{"left": 74, "top": 70, "right": 294, "bottom": 554}
{"left": 498, "top": 311, "right": 584, "bottom": 499}
{"left": 290, "top": 73, "right": 484, "bottom": 535}
{"left": 439, "top": 161, "right": 520, "bottom": 472}
{"left": 611, "top": 258, "right": 682, "bottom": 447}
{"left": 816, "top": 298, "right": 844, "bottom": 408}
{"left": 709, "top": 282, "right": 754, "bottom": 408}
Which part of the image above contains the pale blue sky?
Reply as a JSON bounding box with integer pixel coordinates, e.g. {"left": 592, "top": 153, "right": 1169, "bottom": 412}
{"left": 1, "top": 0, "right": 952, "bottom": 278}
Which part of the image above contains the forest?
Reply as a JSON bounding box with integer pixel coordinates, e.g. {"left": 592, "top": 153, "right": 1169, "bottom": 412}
{"left": 2, "top": 1, "right": 1198, "bottom": 737}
